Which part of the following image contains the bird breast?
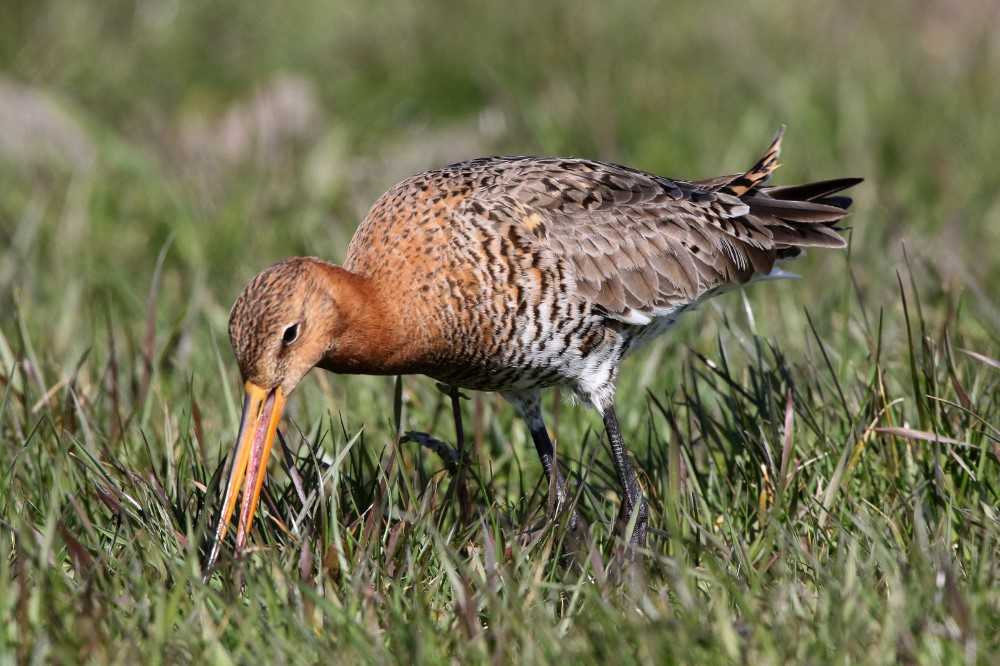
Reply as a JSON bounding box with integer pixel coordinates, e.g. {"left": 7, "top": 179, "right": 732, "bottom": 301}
{"left": 342, "top": 164, "right": 632, "bottom": 394}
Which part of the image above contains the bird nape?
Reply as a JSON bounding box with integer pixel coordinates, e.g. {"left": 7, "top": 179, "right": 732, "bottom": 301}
{"left": 204, "top": 127, "right": 861, "bottom": 573}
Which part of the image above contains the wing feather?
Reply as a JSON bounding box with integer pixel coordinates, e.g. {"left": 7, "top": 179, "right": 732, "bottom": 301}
{"left": 454, "top": 132, "right": 859, "bottom": 324}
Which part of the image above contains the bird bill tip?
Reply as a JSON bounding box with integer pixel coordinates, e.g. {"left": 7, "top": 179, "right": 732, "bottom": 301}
{"left": 204, "top": 381, "right": 286, "bottom": 573}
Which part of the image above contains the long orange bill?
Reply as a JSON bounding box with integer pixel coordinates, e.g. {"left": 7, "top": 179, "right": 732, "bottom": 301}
{"left": 205, "top": 381, "right": 287, "bottom": 572}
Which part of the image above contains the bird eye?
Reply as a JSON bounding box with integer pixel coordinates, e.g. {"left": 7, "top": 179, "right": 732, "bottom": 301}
{"left": 282, "top": 323, "right": 299, "bottom": 345}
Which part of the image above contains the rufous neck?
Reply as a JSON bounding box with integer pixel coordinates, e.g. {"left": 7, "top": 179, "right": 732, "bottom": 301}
{"left": 311, "top": 261, "right": 432, "bottom": 376}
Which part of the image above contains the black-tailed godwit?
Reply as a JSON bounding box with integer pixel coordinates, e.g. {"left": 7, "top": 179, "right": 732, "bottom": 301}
{"left": 207, "top": 128, "right": 860, "bottom": 569}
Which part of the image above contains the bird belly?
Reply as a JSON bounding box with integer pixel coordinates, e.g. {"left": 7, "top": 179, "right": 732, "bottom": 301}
{"left": 426, "top": 312, "right": 625, "bottom": 397}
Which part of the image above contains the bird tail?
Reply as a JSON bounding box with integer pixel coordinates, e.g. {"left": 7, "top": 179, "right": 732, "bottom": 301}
{"left": 691, "top": 128, "right": 862, "bottom": 249}
{"left": 749, "top": 175, "right": 862, "bottom": 249}
{"left": 743, "top": 128, "right": 863, "bottom": 249}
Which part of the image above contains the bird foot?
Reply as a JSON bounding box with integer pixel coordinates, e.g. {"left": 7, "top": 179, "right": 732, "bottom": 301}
{"left": 513, "top": 517, "right": 587, "bottom": 571}
{"left": 614, "top": 495, "right": 649, "bottom": 565}
{"left": 401, "top": 431, "right": 460, "bottom": 472}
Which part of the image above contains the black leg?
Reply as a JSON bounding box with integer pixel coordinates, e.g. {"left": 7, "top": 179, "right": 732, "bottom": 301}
{"left": 527, "top": 423, "right": 580, "bottom": 529}
{"left": 502, "top": 391, "right": 578, "bottom": 529}
{"left": 449, "top": 385, "right": 472, "bottom": 525}
{"left": 601, "top": 405, "right": 648, "bottom": 550}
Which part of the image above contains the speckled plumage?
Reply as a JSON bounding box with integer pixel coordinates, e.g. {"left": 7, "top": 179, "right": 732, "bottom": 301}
{"left": 216, "top": 129, "right": 860, "bottom": 563}
{"left": 330, "top": 129, "right": 856, "bottom": 409}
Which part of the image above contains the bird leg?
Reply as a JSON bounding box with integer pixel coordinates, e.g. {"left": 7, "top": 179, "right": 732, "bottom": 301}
{"left": 401, "top": 385, "right": 473, "bottom": 523}
{"left": 401, "top": 431, "right": 460, "bottom": 472}
{"left": 601, "top": 405, "right": 648, "bottom": 557}
{"left": 449, "top": 385, "right": 473, "bottom": 525}
{"left": 502, "top": 390, "right": 581, "bottom": 532}
{"left": 527, "top": 424, "right": 579, "bottom": 532}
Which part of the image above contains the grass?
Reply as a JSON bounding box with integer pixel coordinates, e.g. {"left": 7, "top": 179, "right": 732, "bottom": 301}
{"left": 2, "top": 0, "right": 1000, "bottom": 663}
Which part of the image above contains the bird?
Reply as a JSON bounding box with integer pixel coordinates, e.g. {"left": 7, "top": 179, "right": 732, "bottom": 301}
{"left": 205, "top": 127, "right": 860, "bottom": 570}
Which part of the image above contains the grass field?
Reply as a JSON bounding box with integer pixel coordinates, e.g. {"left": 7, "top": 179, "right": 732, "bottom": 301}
{"left": 2, "top": 1, "right": 1000, "bottom": 663}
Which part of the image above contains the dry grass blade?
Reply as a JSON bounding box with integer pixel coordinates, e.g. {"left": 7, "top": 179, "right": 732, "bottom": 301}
{"left": 873, "top": 426, "right": 972, "bottom": 448}
{"left": 140, "top": 237, "right": 173, "bottom": 407}
{"left": 956, "top": 348, "right": 1000, "bottom": 372}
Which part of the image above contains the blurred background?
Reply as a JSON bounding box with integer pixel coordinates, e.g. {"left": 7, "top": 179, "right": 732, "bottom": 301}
{"left": 1, "top": 0, "right": 999, "bottom": 440}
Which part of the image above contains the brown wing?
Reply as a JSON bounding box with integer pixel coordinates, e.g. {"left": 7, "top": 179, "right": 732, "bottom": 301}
{"left": 465, "top": 130, "right": 859, "bottom": 324}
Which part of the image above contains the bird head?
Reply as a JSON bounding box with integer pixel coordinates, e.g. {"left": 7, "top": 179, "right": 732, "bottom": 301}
{"left": 228, "top": 257, "right": 340, "bottom": 396}
{"left": 206, "top": 257, "right": 341, "bottom": 571}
